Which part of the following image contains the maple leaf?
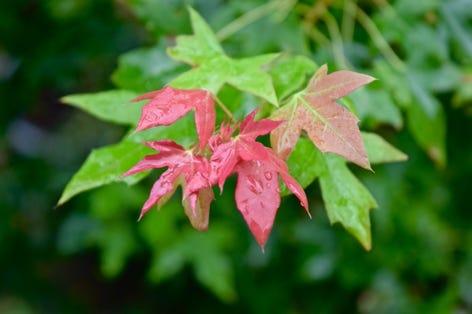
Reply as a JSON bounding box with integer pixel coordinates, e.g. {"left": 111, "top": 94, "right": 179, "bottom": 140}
{"left": 132, "top": 86, "right": 215, "bottom": 149}
{"left": 209, "top": 110, "right": 309, "bottom": 249}
{"left": 319, "top": 154, "right": 377, "bottom": 250}
{"left": 182, "top": 186, "right": 214, "bottom": 231}
{"left": 210, "top": 110, "right": 283, "bottom": 189}
{"left": 167, "top": 7, "right": 278, "bottom": 105}
{"left": 122, "top": 140, "right": 213, "bottom": 229}
{"left": 234, "top": 148, "right": 310, "bottom": 249}
{"left": 234, "top": 159, "right": 280, "bottom": 249}
{"left": 270, "top": 64, "right": 375, "bottom": 169}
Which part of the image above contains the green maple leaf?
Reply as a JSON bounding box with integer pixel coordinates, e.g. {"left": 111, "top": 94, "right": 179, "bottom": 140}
{"left": 61, "top": 90, "right": 141, "bottom": 126}
{"left": 57, "top": 139, "right": 152, "bottom": 206}
{"left": 319, "top": 154, "right": 377, "bottom": 250}
{"left": 167, "top": 7, "right": 278, "bottom": 106}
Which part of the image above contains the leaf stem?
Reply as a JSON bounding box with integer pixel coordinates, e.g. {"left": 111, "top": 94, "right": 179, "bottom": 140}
{"left": 214, "top": 96, "right": 236, "bottom": 122}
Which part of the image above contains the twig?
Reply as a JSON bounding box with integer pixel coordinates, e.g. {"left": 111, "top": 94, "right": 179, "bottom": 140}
{"left": 322, "top": 9, "right": 353, "bottom": 69}
{"left": 355, "top": 6, "right": 406, "bottom": 72}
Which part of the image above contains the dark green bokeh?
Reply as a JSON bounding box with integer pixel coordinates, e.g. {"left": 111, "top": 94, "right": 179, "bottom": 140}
{"left": 1, "top": 0, "right": 471, "bottom": 313}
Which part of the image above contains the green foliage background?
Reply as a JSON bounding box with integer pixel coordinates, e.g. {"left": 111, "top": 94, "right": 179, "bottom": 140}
{"left": 1, "top": 0, "right": 471, "bottom": 313}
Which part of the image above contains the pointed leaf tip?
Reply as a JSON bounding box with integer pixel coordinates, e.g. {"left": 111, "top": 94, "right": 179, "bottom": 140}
{"left": 235, "top": 160, "right": 281, "bottom": 249}
{"left": 133, "top": 86, "right": 215, "bottom": 148}
{"left": 320, "top": 155, "right": 376, "bottom": 250}
{"left": 271, "top": 65, "right": 374, "bottom": 169}
{"left": 168, "top": 11, "right": 278, "bottom": 103}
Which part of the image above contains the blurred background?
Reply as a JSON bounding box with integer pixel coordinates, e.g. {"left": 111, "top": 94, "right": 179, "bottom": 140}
{"left": 1, "top": 0, "right": 471, "bottom": 313}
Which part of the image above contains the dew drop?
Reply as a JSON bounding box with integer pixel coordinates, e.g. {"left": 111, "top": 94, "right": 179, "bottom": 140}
{"left": 264, "top": 171, "right": 273, "bottom": 180}
{"left": 145, "top": 109, "right": 164, "bottom": 121}
{"left": 248, "top": 185, "right": 259, "bottom": 195}
{"left": 144, "top": 113, "right": 156, "bottom": 121}
{"left": 162, "top": 181, "right": 172, "bottom": 188}
{"left": 246, "top": 175, "right": 263, "bottom": 195}
{"left": 239, "top": 199, "right": 250, "bottom": 214}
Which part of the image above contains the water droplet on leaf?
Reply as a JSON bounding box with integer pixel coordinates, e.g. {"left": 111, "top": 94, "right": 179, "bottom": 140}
{"left": 246, "top": 175, "right": 263, "bottom": 195}
{"left": 264, "top": 171, "right": 273, "bottom": 180}
{"left": 145, "top": 108, "right": 165, "bottom": 121}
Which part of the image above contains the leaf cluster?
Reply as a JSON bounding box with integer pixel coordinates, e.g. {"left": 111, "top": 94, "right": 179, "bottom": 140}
{"left": 59, "top": 7, "right": 406, "bottom": 252}
{"left": 52, "top": 0, "right": 472, "bottom": 307}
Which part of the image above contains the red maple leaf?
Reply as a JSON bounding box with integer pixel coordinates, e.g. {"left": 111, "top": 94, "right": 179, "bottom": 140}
{"left": 210, "top": 110, "right": 282, "bottom": 189}
{"left": 270, "top": 64, "right": 375, "bottom": 169}
{"left": 132, "top": 86, "right": 215, "bottom": 149}
{"left": 209, "top": 110, "right": 309, "bottom": 249}
{"left": 122, "top": 140, "right": 213, "bottom": 230}
{"left": 127, "top": 90, "right": 312, "bottom": 248}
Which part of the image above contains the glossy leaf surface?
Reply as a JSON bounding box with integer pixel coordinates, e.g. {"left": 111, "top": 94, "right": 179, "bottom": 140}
{"left": 61, "top": 90, "right": 141, "bottom": 126}
{"left": 57, "top": 139, "right": 152, "bottom": 206}
{"left": 167, "top": 8, "right": 278, "bottom": 105}
{"left": 132, "top": 86, "right": 215, "bottom": 149}
{"left": 319, "top": 154, "right": 378, "bottom": 250}
{"left": 123, "top": 140, "right": 212, "bottom": 220}
{"left": 209, "top": 111, "right": 309, "bottom": 248}
{"left": 271, "top": 64, "right": 375, "bottom": 169}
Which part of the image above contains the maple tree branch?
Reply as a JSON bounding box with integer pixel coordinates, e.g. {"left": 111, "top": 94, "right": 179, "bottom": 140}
{"left": 298, "top": 2, "right": 330, "bottom": 47}
{"left": 298, "top": 0, "right": 352, "bottom": 69}
{"left": 217, "top": 0, "right": 296, "bottom": 41}
{"left": 297, "top": 0, "right": 334, "bottom": 25}
{"left": 321, "top": 9, "right": 353, "bottom": 69}
{"left": 303, "top": 23, "right": 330, "bottom": 47}
{"left": 341, "top": 0, "right": 356, "bottom": 43}
{"left": 216, "top": 1, "right": 277, "bottom": 41}
{"left": 354, "top": 6, "right": 406, "bottom": 72}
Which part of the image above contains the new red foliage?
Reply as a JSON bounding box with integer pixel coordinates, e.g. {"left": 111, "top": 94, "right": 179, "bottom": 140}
{"left": 122, "top": 140, "right": 213, "bottom": 229}
{"left": 126, "top": 68, "right": 375, "bottom": 248}
{"left": 125, "top": 87, "right": 310, "bottom": 248}
{"left": 209, "top": 110, "right": 309, "bottom": 248}
{"left": 132, "top": 86, "right": 215, "bottom": 149}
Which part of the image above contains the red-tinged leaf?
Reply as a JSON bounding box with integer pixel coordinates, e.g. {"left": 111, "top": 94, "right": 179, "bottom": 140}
{"left": 239, "top": 109, "right": 282, "bottom": 141}
{"left": 266, "top": 149, "right": 309, "bottom": 214}
{"left": 206, "top": 110, "right": 309, "bottom": 249}
{"left": 210, "top": 141, "right": 239, "bottom": 190}
{"left": 145, "top": 140, "right": 186, "bottom": 153}
{"left": 122, "top": 142, "right": 188, "bottom": 176}
{"left": 237, "top": 140, "right": 269, "bottom": 162}
{"left": 234, "top": 160, "right": 281, "bottom": 249}
{"left": 271, "top": 64, "right": 375, "bottom": 169}
{"left": 132, "top": 86, "right": 215, "bottom": 148}
{"left": 140, "top": 168, "right": 181, "bottom": 218}
{"left": 210, "top": 110, "right": 282, "bottom": 188}
{"left": 233, "top": 150, "right": 310, "bottom": 249}
{"left": 183, "top": 187, "right": 214, "bottom": 231}
{"left": 122, "top": 140, "right": 213, "bottom": 220}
